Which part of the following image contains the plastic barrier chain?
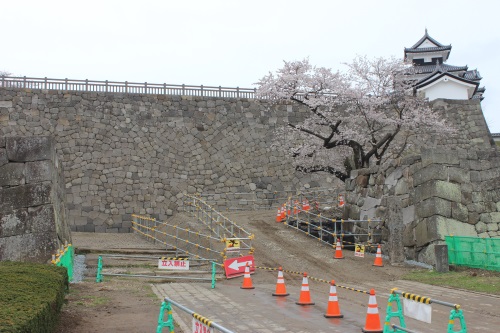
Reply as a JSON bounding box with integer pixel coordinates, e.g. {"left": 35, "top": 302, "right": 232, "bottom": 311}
{"left": 254, "top": 266, "right": 369, "bottom": 295}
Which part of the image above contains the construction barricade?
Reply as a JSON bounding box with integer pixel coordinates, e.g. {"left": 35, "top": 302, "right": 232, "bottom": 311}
{"left": 157, "top": 297, "right": 235, "bottom": 333}
{"left": 280, "top": 195, "right": 384, "bottom": 258}
{"left": 95, "top": 254, "right": 220, "bottom": 289}
{"left": 51, "top": 241, "right": 74, "bottom": 283}
{"left": 383, "top": 288, "right": 467, "bottom": 333}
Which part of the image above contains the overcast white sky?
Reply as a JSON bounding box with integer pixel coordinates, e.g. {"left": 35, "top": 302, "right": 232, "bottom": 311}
{"left": 2, "top": 0, "right": 500, "bottom": 131}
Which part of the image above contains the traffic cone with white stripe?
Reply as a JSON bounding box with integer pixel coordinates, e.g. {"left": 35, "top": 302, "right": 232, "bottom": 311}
{"left": 303, "top": 199, "right": 310, "bottom": 211}
{"left": 240, "top": 263, "right": 255, "bottom": 289}
{"left": 296, "top": 272, "right": 315, "bottom": 305}
{"left": 272, "top": 267, "right": 289, "bottom": 297}
{"left": 334, "top": 238, "right": 344, "bottom": 259}
{"left": 362, "top": 289, "right": 383, "bottom": 333}
{"left": 276, "top": 208, "right": 282, "bottom": 223}
{"left": 373, "top": 245, "right": 384, "bottom": 267}
{"left": 280, "top": 206, "right": 286, "bottom": 221}
{"left": 324, "top": 280, "right": 343, "bottom": 318}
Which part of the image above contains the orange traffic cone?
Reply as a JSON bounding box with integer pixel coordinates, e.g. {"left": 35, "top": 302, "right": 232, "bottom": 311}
{"left": 334, "top": 239, "right": 344, "bottom": 259}
{"left": 362, "top": 289, "right": 383, "bottom": 333}
{"left": 272, "top": 267, "right": 289, "bottom": 297}
{"left": 373, "top": 245, "right": 384, "bottom": 267}
{"left": 324, "top": 280, "right": 343, "bottom": 318}
{"left": 276, "top": 208, "right": 282, "bottom": 223}
{"left": 296, "top": 272, "right": 315, "bottom": 305}
{"left": 303, "top": 199, "right": 310, "bottom": 211}
{"left": 280, "top": 206, "right": 286, "bottom": 220}
{"left": 240, "top": 263, "right": 255, "bottom": 289}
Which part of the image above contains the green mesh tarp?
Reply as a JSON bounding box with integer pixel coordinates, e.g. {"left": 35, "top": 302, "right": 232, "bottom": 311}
{"left": 445, "top": 236, "right": 500, "bottom": 272}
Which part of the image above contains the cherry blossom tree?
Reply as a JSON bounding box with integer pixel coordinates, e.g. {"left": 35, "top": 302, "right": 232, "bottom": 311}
{"left": 256, "top": 56, "right": 453, "bottom": 182}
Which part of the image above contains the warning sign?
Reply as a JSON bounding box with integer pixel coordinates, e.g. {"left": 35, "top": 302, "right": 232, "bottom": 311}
{"left": 223, "top": 255, "right": 255, "bottom": 279}
{"left": 354, "top": 244, "right": 365, "bottom": 258}
{"left": 158, "top": 258, "right": 190, "bottom": 270}
{"left": 192, "top": 318, "right": 214, "bottom": 333}
{"left": 225, "top": 239, "right": 241, "bottom": 251}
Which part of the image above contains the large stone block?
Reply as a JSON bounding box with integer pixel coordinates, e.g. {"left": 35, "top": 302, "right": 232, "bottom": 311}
{"left": 447, "top": 167, "right": 470, "bottom": 184}
{"left": 415, "top": 180, "right": 461, "bottom": 203}
{"left": 402, "top": 205, "right": 415, "bottom": 225}
{"left": 480, "top": 212, "right": 500, "bottom": 223}
{"left": 0, "top": 233, "right": 58, "bottom": 262}
{"left": 0, "top": 208, "right": 28, "bottom": 237}
{"left": 415, "top": 216, "right": 477, "bottom": 247}
{"left": 416, "top": 197, "right": 451, "bottom": 219}
{"left": 6, "top": 136, "right": 54, "bottom": 162}
{"left": 0, "top": 186, "right": 28, "bottom": 212}
{"left": 0, "top": 148, "right": 7, "bottom": 167}
{"left": 26, "top": 160, "right": 53, "bottom": 183}
{"left": 421, "top": 149, "right": 459, "bottom": 167}
{"left": 26, "top": 182, "right": 53, "bottom": 207}
{"left": 0, "top": 163, "right": 25, "bottom": 186}
{"left": 28, "top": 205, "right": 56, "bottom": 234}
{"left": 451, "top": 202, "right": 468, "bottom": 222}
{"left": 413, "top": 164, "right": 447, "bottom": 187}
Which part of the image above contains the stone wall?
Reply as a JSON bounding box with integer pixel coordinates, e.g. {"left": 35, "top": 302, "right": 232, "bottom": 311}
{"left": 0, "top": 88, "right": 332, "bottom": 232}
{"left": 2, "top": 86, "right": 498, "bottom": 264}
{"left": 0, "top": 136, "right": 71, "bottom": 262}
{"left": 345, "top": 100, "right": 500, "bottom": 265}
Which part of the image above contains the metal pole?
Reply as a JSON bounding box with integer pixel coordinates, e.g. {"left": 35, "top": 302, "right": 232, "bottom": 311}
{"left": 164, "top": 297, "right": 235, "bottom": 333}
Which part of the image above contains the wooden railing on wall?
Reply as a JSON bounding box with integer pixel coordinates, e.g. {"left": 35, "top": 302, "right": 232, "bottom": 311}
{"left": 0, "top": 76, "right": 257, "bottom": 99}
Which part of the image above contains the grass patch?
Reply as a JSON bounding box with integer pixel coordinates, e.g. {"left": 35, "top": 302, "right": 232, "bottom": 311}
{"left": 403, "top": 267, "right": 500, "bottom": 295}
{"left": 0, "top": 261, "right": 68, "bottom": 332}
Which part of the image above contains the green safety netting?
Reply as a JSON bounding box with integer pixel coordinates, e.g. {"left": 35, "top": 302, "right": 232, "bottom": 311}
{"left": 445, "top": 236, "right": 500, "bottom": 272}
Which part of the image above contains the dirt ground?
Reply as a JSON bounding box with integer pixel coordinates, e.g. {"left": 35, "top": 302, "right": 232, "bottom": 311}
{"left": 55, "top": 278, "right": 164, "bottom": 333}
{"left": 55, "top": 210, "right": 423, "bottom": 332}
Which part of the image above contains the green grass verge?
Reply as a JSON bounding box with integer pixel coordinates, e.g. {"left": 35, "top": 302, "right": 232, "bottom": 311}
{"left": 0, "top": 261, "right": 68, "bottom": 333}
{"left": 403, "top": 267, "right": 500, "bottom": 295}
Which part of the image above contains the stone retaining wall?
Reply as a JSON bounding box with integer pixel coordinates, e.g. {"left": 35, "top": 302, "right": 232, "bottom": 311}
{"left": 0, "top": 88, "right": 331, "bottom": 232}
{"left": 0, "top": 136, "right": 71, "bottom": 262}
{"left": 345, "top": 146, "right": 500, "bottom": 265}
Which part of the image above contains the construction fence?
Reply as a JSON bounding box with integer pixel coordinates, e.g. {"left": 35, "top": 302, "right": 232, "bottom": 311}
{"left": 131, "top": 194, "right": 254, "bottom": 263}
{"left": 278, "top": 193, "right": 384, "bottom": 251}
{"left": 95, "top": 254, "right": 220, "bottom": 288}
{"left": 445, "top": 236, "right": 500, "bottom": 272}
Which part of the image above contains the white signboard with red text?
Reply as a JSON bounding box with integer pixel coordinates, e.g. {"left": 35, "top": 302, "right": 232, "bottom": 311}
{"left": 192, "top": 318, "right": 214, "bottom": 333}
{"left": 223, "top": 255, "right": 255, "bottom": 278}
{"left": 158, "top": 258, "right": 190, "bottom": 270}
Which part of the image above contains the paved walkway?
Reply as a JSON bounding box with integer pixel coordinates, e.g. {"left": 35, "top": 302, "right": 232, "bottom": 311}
{"left": 152, "top": 275, "right": 500, "bottom": 333}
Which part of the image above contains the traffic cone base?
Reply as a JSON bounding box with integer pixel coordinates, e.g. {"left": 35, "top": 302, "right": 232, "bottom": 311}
{"left": 324, "top": 313, "right": 344, "bottom": 318}
{"left": 373, "top": 245, "right": 384, "bottom": 267}
{"left": 272, "top": 267, "right": 289, "bottom": 297}
{"left": 273, "top": 292, "right": 289, "bottom": 296}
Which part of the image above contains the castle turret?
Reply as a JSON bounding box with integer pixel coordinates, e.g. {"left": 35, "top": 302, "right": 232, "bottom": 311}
{"left": 404, "top": 30, "right": 485, "bottom": 101}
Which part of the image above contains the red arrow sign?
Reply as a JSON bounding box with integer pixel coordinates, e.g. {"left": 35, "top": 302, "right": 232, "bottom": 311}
{"left": 223, "top": 255, "right": 255, "bottom": 279}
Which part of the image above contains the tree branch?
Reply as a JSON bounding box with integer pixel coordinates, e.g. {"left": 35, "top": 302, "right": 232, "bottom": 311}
{"left": 295, "top": 165, "right": 348, "bottom": 182}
